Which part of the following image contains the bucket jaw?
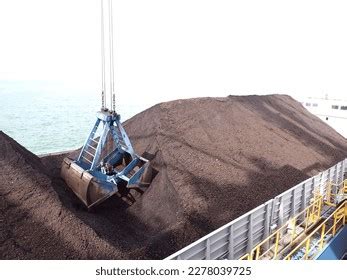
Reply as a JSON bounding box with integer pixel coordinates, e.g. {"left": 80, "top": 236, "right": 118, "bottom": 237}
{"left": 60, "top": 110, "right": 151, "bottom": 209}
{"left": 61, "top": 158, "right": 118, "bottom": 208}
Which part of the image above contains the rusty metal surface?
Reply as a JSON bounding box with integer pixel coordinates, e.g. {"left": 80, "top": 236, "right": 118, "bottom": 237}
{"left": 61, "top": 158, "right": 117, "bottom": 208}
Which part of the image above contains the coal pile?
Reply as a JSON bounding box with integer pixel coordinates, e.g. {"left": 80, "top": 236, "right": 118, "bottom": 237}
{"left": 1, "top": 94, "right": 347, "bottom": 259}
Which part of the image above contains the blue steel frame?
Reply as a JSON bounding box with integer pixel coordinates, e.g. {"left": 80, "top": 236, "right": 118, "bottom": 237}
{"left": 76, "top": 109, "right": 147, "bottom": 188}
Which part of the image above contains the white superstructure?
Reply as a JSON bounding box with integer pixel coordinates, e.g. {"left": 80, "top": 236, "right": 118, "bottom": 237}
{"left": 300, "top": 97, "right": 347, "bottom": 138}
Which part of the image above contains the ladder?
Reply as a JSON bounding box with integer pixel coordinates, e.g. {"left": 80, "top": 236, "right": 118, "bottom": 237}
{"left": 78, "top": 119, "right": 101, "bottom": 167}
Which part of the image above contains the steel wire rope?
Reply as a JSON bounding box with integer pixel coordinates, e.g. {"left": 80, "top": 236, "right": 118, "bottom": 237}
{"left": 100, "top": 0, "right": 106, "bottom": 109}
{"left": 108, "top": 0, "right": 116, "bottom": 112}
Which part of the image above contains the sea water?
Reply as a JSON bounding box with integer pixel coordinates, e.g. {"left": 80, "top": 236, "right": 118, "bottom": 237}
{"left": 2, "top": 82, "right": 346, "bottom": 155}
{"left": 0, "top": 81, "right": 146, "bottom": 155}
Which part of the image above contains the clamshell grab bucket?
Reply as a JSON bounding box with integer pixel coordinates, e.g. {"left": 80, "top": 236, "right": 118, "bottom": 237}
{"left": 60, "top": 110, "right": 152, "bottom": 209}
{"left": 61, "top": 158, "right": 118, "bottom": 208}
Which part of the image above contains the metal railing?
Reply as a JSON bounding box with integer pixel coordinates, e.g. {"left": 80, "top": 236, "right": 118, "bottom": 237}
{"left": 166, "top": 158, "right": 347, "bottom": 260}
{"left": 238, "top": 184, "right": 347, "bottom": 260}
{"left": 283, "top": 200, "right": 347, "bottom": 260}
{"left": 244, "top": 194, "right": 323, "bottom": 260}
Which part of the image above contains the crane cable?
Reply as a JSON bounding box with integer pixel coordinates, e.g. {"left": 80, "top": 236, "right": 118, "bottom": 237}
{"left": 108, "top": 0, "right": 116, "bottom": 112}
{"left": 100, "top": 0, "right": 106, "bottom": 110}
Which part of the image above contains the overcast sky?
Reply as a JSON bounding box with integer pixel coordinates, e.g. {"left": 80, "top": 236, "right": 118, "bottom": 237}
{"left": 1, "top": 0, "right": 347, "bottom": 106}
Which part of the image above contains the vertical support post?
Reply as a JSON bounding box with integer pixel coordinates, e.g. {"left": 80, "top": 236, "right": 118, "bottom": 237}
{"left": 317, "top": 196, "right": 322, "bottom": 221}
{"left": 337, "top": 161, "right": 343, "bottom": 185}
{"left": 302, "top": 183, "right": 307, "bottom": 211}
{"left": 247, "top": 213, "right": 254, "bottom": 252}
{"left": 332, "top": 168, "right": 338, "bottom": 204}
{"left": 269, "top": 198, "right": 277, "bottom": 229}
{"left": 327, "top": 168, "right": 331, "bottom": 200}
{"left": 291, "top": 189, "right": 296, "bottom": 216}
{"left": 312, "top": 176, "right": 316, "bottom": 196}
{"left": 205, "top": 239, "right": 211, "bottom": 260}
{"left": 298, "top": 183, "right": 306, "bottom": 224}
{"left": 227, "top": 225, "right": 234, "bottom": 260}
{"left": 326, "top": 182, "right": 331, "bottom": 205}
{"left": 290, "top": 217, "right": 296, "bottom": 244}
{"left": 274, "top": 231, "right": 280, "bottom": 259}
{"left": 304, "top": 238, "right": 311, "bottom": 260}
{"left": 319, "top": 224, "right": 326, "bottom": 250}
{"left": 305, "top": 206, "right": 310, "bottom": 232}
{"left": 255, "top": 246, "right": 260, "bottom": 260}
{"left": 263, "top": 202, "right": 271, "bottom": 251}
{"left": 318, "top": 172, "right": 324, "bottom": 197}
{"left": 278, "top": 197, "right": 284, "bottom": 227}
{"left": 333, "top": 213, "right": 337, "bottom": 236}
